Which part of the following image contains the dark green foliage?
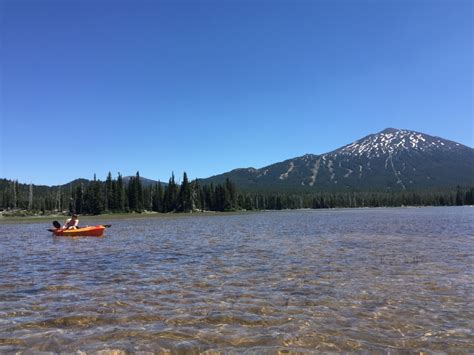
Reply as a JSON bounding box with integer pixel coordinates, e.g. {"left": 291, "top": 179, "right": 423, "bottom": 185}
{"left": 105, "top": 172, "right": 113, "bottom": 212}
{"left": 152, "top": 182, "right": 164, "bottom": 212}
{"left": 74, "top": 185, "right": 84, "bottom": 214}
{"left": 0, "top": 175, "right": 473, "bottom": 215}
{"left": 127, "top": 171, "right": 144, "bottom": 212}
{"left": 177, "top": 172, "right": 192, "bottom": 212}
{"left": 163, "top": 173, "right": 179, "bottom": 212}
{"left": 456, "top": 186, "right": 464, "bottom": 206}
{"left": 465, "top": 188, "right": 474, "bottom": 205}
{"left": 115, "top": 174, "right": 126, "bottom": 211}
{"left": 83, "top": 177, "right": 104, "bottom": 215}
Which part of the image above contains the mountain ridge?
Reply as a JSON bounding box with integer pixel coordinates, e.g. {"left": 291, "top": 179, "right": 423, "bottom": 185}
{"left": 3, "top": 128, "right": 472, "bottom": 191}
{"left": 201, "top": 128, "right": 474, "bottom": 191}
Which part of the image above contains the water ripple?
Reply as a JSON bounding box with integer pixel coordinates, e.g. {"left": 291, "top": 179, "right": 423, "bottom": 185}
{"left": 0, "top": 207, "right": 473, "bottom": 352}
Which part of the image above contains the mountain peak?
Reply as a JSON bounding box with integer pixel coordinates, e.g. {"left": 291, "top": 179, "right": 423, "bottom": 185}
{"left": 379, "top": 127, "right": 400, "bottom": 134}
{"left": 335, "top": 128, "right": 463, "bottom": 159}
{"left": 203, "top": 128, "right": 473, "bottom": 191}
{"left": 377, "top": 127, "right": 423, "bottom": 136}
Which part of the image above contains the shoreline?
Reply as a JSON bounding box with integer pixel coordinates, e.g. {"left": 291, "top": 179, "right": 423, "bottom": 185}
{"left": 0, "top": 205, "right": 470, "bottom": 225}
{"left": 0, "top": 210, "right": 258, "bottom": 224}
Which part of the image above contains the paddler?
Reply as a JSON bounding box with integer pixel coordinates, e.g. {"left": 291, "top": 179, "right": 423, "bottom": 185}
{"left": 63, "top": 214, "right": 79, "bottom": 230}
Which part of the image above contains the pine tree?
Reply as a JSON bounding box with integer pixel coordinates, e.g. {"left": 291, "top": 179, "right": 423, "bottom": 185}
{"left": 12, "top": 180, "right": 18, "bottom": 209}
{"left": 465, "top": 188, "right": 474, "bottom": 205}
{"left": 75, "top": 184, "right": 84, "bottom": 214}
{"left": 177, "top": 172, "right": 192, "bottom": 212}
{"left": 199, "top": 184, "right": 206, "bottom": 211}
{"left": 127, "top": 176, "right": 137, "bottom": 211}
{"left": 225, "top": 178, "right": 236, "bottom": 210}
{"left": 455, "top": 186, "right": 464, "bottom": 206}
{"left": 164, "top": 173, "right": 179, "bottom": 212}
{"left": 105, "top": 172, "right": 113, "bottom": 211}
{"left": 152, "top": 182, "right": 164, "bottom": 212}
{"left": 84, "top": 176, "right": 104, "bottom": 215}
{"left": 116, "top": 173, "right": 125, "bottom": 211}
{"left": 135, "top": 171, "right": 144, "bottom": 212}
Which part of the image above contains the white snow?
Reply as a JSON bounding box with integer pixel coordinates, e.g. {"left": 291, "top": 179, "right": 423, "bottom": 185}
{"left": 336, "top": 129, "right": 452, "bottom": 159}
{"left": 309, "top": 158, "right": 321, "bottom": 187}
{"left": 328, "top": 160, "right": 335, "bottom": 180}
{"left": 279, "top": 162, "right": 294, "bottom": 180}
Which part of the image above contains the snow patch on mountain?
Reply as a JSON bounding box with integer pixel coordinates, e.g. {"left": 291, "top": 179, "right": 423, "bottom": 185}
{"left": 336, "top": 129, "right": 457, "bottom": 159}
{"left": 309, "top": 158, "right": 321, "bottom": 186}
{"left": 256, "top": 169, "right": 269, "bottom": 178}
{"left": 280, "top": 162, "right": 295, "bottom": 180}
{"left": 203, "top": 127, "right": 473, "bottom": 191}
{"left": 387, "top": 153, "right": 406, "bottom": 190}
{"left": 328, "top": 160, "right": 335, "bottom": 181}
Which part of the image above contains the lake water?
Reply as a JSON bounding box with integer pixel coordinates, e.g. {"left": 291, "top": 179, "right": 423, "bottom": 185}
{"left": 0, "top": 207, "right": 473, "bottom": 352}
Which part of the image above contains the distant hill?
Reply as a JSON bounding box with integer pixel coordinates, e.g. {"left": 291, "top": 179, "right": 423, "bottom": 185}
{"left": 122, "top": 176, "right": 163, "bottom": 187}
{"left": 56, "top": 178, "right": 90, "bottom": 189}
{"left": 201, "top": 128, "right": 474, "bottom": 191}
{"left": 58, "top": 176, "right": 163, "bottom": 189}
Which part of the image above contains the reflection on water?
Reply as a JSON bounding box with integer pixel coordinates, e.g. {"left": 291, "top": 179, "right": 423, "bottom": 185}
{"left": 0, "top": 207, "right": 473, "bottom": 352}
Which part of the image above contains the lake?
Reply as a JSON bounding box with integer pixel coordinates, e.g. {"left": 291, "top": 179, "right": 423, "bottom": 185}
{"left": 0, "top": 207, "right": 473, "bottom": 352}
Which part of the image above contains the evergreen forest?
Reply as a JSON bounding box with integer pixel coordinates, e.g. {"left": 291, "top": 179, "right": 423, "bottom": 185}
{"left": 0, "top": 172, "right": 473, "bottom": 216}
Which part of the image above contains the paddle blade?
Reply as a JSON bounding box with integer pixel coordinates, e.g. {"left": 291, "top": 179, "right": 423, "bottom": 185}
{"left": 103, "top": 224, "right": 112, "bottom": 228}
{"left": 53, "top": 221, "right": 61, "bottom": 228}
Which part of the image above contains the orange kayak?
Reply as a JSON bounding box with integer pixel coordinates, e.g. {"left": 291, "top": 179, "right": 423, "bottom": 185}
{"left": 49, "top": 225, "right": 107, "bottom": 237}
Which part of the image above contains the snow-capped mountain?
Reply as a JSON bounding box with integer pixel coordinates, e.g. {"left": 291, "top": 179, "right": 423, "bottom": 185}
{"left": 336, "top": 128, "right": 464, "bottom": 158}
{"left": 203, "top": 128, "right": 474, "bottom": 191}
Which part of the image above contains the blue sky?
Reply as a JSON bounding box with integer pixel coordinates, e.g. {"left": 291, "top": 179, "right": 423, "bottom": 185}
{"left": 1, "top": 0, "right": 472, "bottom": 185}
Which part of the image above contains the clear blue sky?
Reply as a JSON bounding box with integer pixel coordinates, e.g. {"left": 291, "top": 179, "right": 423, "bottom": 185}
{"left": 1, "top": 0, "right": 472, "bottom": 186}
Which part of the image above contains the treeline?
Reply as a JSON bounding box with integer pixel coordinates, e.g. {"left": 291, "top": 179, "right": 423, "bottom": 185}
{"left": 238, "top": 187, "right": 474, "bottom": 210}
{"left": 0, "top": 174, "right": 473, "bottom": 215}
{"left": 0, "top": 172, "right": 238, "bottom": 214}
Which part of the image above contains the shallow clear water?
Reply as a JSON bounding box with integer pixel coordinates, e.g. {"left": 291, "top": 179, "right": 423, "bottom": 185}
{"left": 0, "top": 207, "right": 473, "bottom": 352}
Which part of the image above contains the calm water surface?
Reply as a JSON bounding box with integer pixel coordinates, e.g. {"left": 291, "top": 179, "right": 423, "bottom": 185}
{"left": 0, "top": 207, "right": 473, "bottom": 352}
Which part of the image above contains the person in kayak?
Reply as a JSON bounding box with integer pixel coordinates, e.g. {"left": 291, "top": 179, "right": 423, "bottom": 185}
{"left": 63, "top": 214, "right": 79, "bottom": 230}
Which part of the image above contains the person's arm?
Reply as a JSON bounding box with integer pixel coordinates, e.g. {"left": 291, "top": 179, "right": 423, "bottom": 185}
{"left": 62, "top": 219, "right": 70, "bottom": 229}
{"left": 73, "top": 219, "right": 79, "bottom": 228}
